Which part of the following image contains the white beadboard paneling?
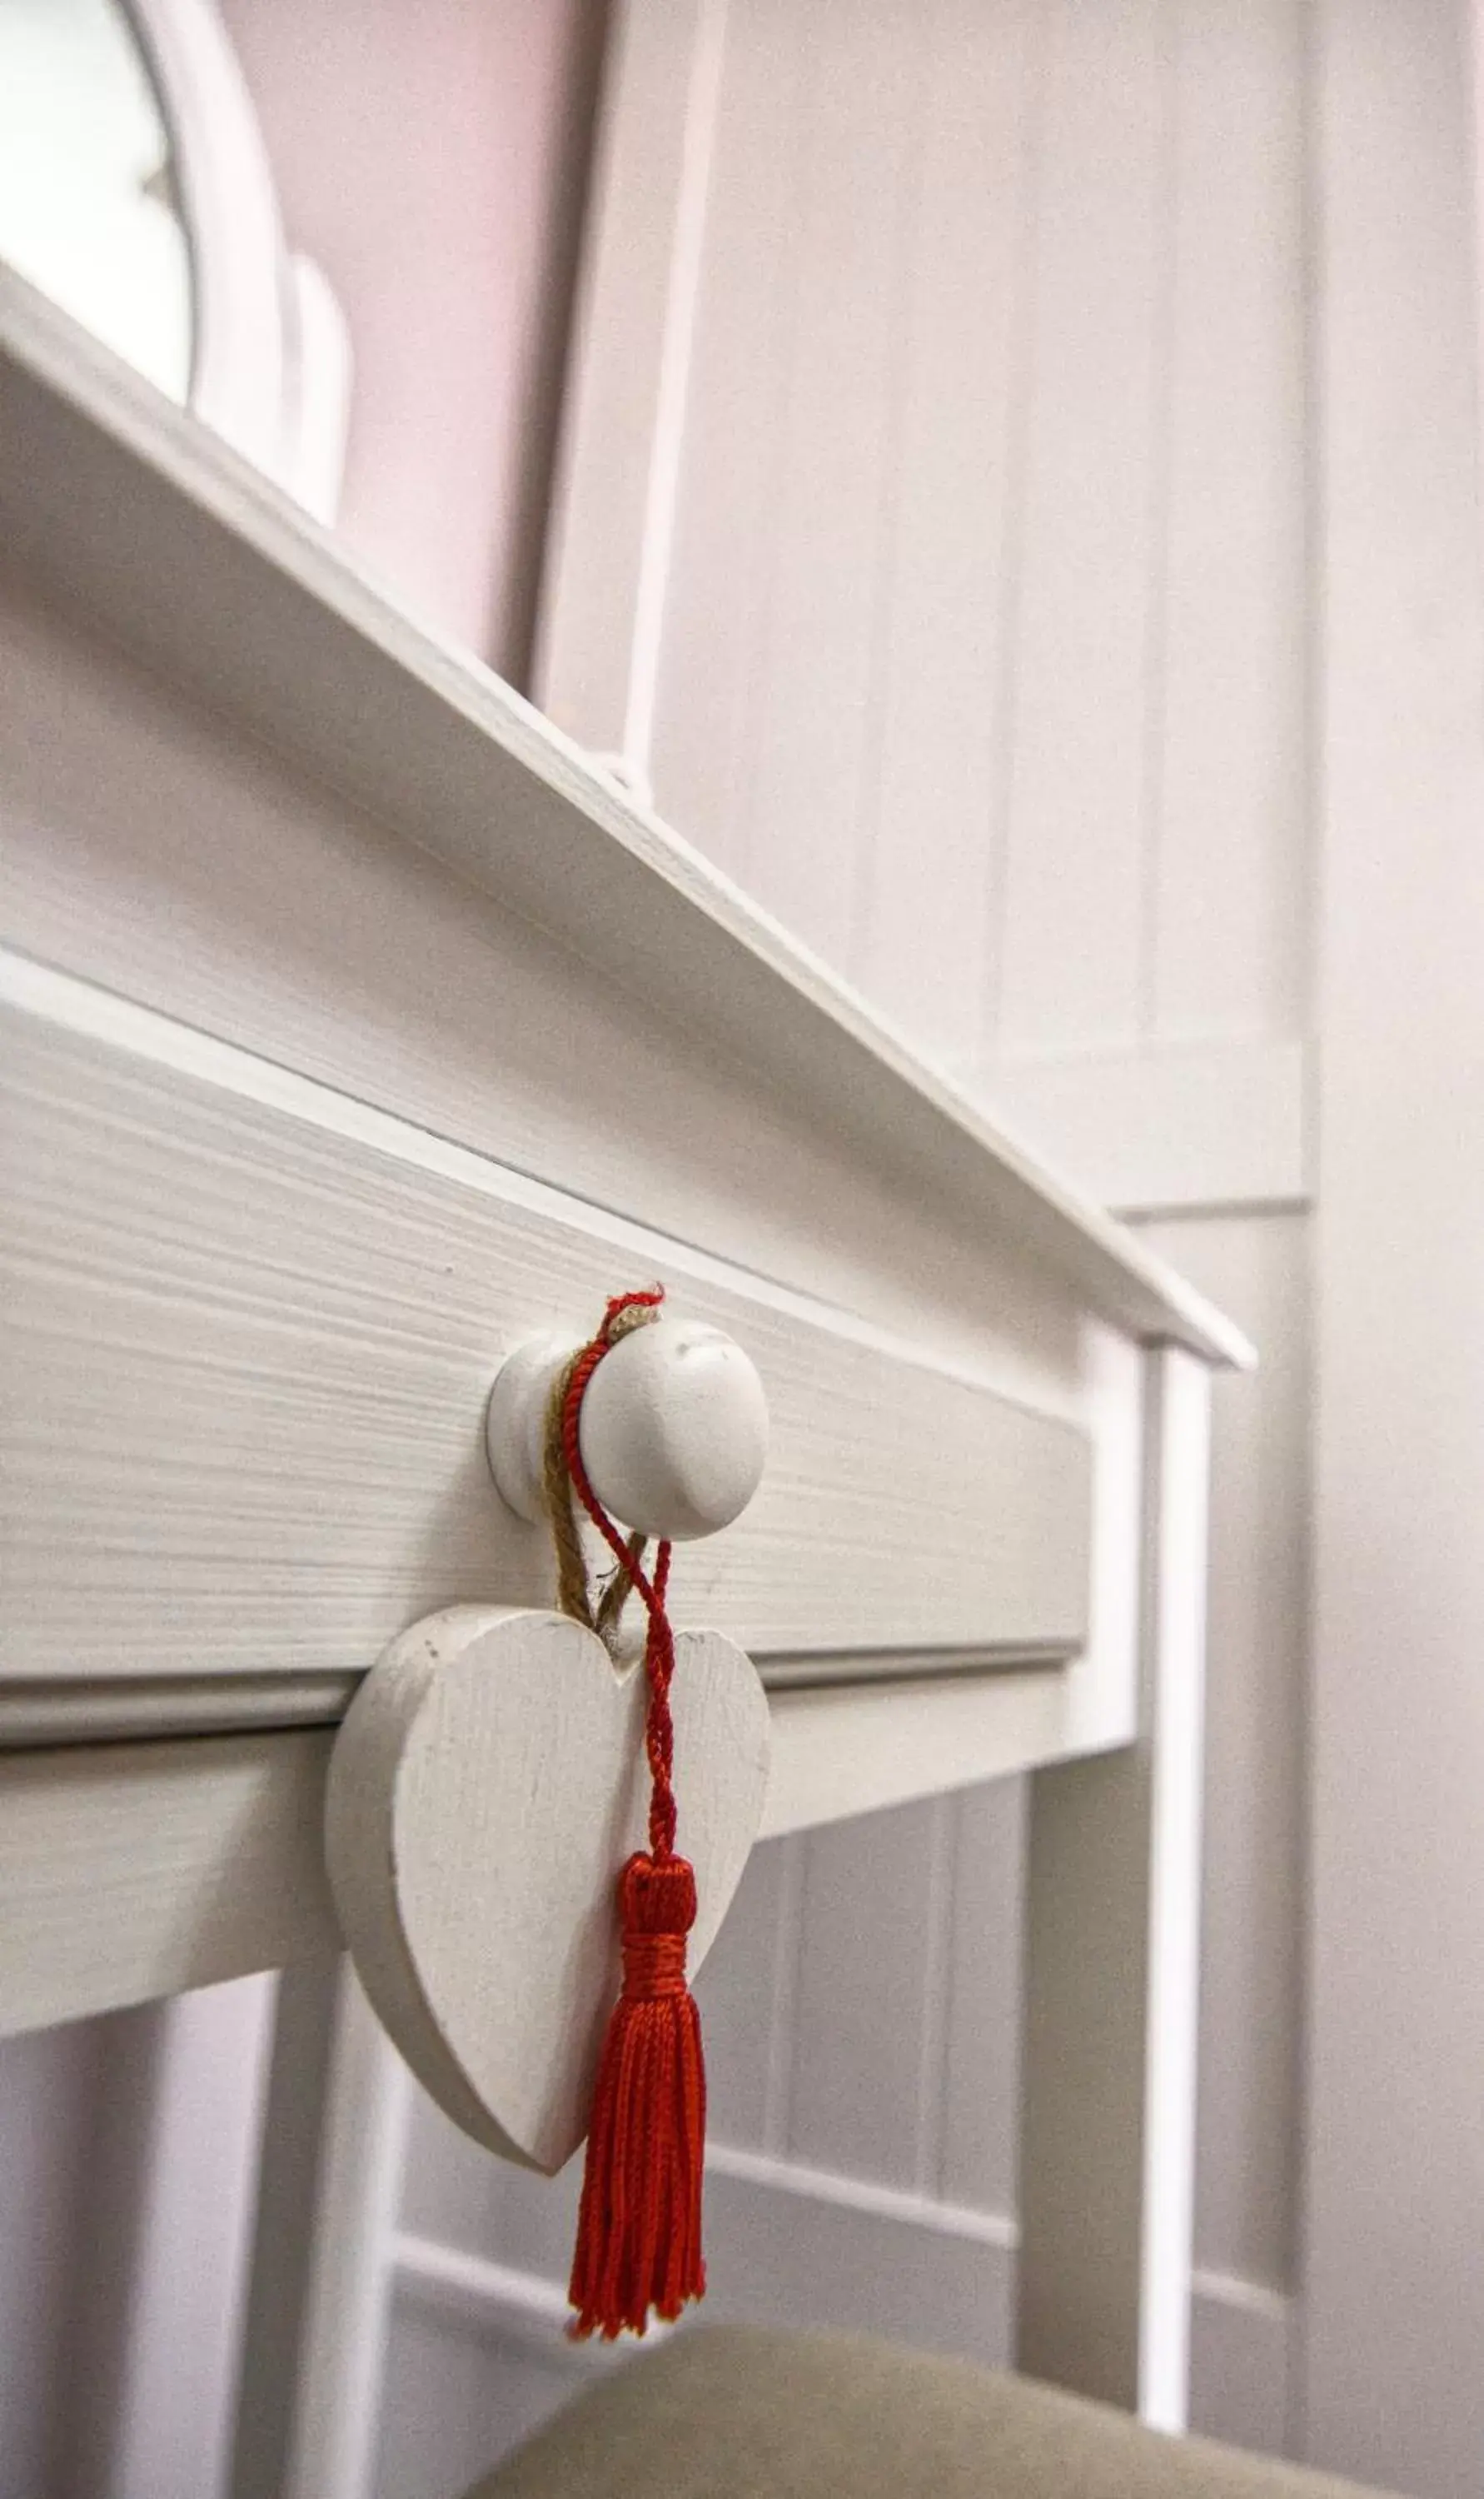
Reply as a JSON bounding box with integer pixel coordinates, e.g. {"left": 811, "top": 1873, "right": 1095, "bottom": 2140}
{"left": 56, "top": 1979, "right": 279, "bottom": 2499}
{"left": 400, "top": 2154, "right": 1016, "bottom": 2367}
{"left": 993, "top": 0, "right": 1168, "bottom": 1056}
{"left": 403, "top": 2097, "right": 583, "bottom": 2292}
{"left": 786, "top": 1798, "right": 944, "bottom": 2189}
{"left": 939, "top": 1782, "right": 1026, "bottom": 2215}
{"left": 375, "top": 2285, "right": 577, "bottom": 2499}
{"left": 1138, "top": 1213, "right": 1307, "bottom": 2297}
{"left": 975, "top": 1040, "right": 1310, "bottom": 1217}
{"left": 546, "top": 0, "right": 1311, "bottom": 1086}
{"left": 538, "top": 0, "right": 716, "bottom": 766}
{"left": 852, "top": 0, "right": 1036, "bottom": 1063}
{"left": 0, "top": 2021, "right": 103, "bottom": 2497}
{"left": 1188, "top": 2270, "right": 1294, "bottom": 2461}
{"left": 729, "top": 9, "right": 918, "bottom": 966}
{"left": 630, "top": 3, "right": 811, "bottom": 876}
{"left": 700, "top": 2157, "right": 1014, "bottom": 2359}
{"left": 690, "top": 1832, "right": 798, "bottom": 2152}
{"left": 1153, "top": 0, "right": 1309, "bottom": 1046}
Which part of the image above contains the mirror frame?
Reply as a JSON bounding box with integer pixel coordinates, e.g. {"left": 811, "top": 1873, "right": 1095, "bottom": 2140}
{"left": 127, "top": 0, "right": 349, "bottom": 519}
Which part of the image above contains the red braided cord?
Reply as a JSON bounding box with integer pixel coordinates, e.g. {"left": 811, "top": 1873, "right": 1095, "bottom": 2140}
{"left": 560, "top": 1290, "right": 679, "bottom": 1863}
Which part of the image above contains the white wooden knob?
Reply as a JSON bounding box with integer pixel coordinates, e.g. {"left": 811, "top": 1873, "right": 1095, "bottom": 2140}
{"left": 486, "top": 1316, "right": 768, "bottom": 1541}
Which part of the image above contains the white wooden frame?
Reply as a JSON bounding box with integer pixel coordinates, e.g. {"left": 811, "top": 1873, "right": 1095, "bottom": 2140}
{"left": 96, "top": 0, "right": 351, "bottom": 514}
{"left": 0, "top": 276, "right": 1244, "bottom": 2476}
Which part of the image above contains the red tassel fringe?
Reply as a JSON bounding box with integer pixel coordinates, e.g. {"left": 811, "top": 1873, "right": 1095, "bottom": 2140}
{"left": 567, "top": 1852, "right": 707, "bottom": 2340}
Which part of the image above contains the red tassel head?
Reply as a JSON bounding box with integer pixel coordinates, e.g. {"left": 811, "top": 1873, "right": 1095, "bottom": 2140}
{"left": 619, "top": 1853, "right": 696, "bottom": 1994}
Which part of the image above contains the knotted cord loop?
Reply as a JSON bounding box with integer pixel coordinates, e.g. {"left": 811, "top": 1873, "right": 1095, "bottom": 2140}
{"left": 542, "top": 1291, "right": 660, "bottom": 1649}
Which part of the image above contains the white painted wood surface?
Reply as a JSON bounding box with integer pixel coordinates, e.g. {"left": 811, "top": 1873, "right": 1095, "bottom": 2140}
{"left": 236, "top": 1965, "right": 413, "bottom": 2499}
{"left": 1143, "top": 1217, "right": 1307, "bottom": 2335}
{"left": 542, "top": 0, "right": 1308, "bottom": 1125}
{"left": 986, "top": 1041, "right": 1309, "bottom": 1221}
{"left": 0, "top": 1733, "right": 337, "bottom": 2036}
{"left": 1018, "top": 1349, "right": 1211, "bottom": 2427}
{"left": 0, "top": 561, "right": 1088, "bottom": 1406}
{"left": 0, "top": 959, "right": 1098, "bottom": 1695}
{"left": 1300, "top": 3, "right": 1484, "bottom": 2488}
{"left": 326, "top": 1607, "right": 769, "bottom": 2172}
{"left": 59, "top": 1977, "right": 280, "bottom": 2499}
{"left": 0, "top": 269, "right": 1244, "bottom": 1368}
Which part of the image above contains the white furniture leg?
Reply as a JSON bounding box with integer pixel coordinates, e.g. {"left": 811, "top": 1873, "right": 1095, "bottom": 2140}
{"left": 232, "top": 1958, "right": 411, "bottom": 2499}
{"left": 1017, "top": 1345, "right": 1212, "bottom": 2428}
{"left": 63, "top": 1976, "right": 279, "bottom": 2499}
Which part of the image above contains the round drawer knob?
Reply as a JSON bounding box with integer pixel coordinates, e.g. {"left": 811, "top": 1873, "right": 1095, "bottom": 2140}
{"left": 487, "top": 1316, "right": 769, "bottom": 1541}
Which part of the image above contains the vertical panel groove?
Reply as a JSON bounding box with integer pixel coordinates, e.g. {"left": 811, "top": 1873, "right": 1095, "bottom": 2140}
{"left": 846, "top": 17, "right": 934, "bottom": 990}
{"left": 980, "top": 0, "right": 1049, "bottom": 1059}
{"left": 730, "top": 18, "right": 820, "bottom": 885}
{"left": 912, "top": 1792, "right": 959, "bottom": 2197}
{"left": 762, "top": 1832, "right": 806, "bottom": 2156}
{"left": 622, "top": 0, "right": 731, "bottom": 789}
{"left": 1134, "top": 0, "right": 1182, "bottom": 1040}
{"left": 1286, "top": 0, "right": 1322, "bottom": 2451}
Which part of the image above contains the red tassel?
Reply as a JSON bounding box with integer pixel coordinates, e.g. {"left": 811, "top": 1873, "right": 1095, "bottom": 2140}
{"left": 556, "top": 1290, "right": 713, "bottom": 2342}
{"left": 567, "top": 1852, "right": 707, "bottom": 2339}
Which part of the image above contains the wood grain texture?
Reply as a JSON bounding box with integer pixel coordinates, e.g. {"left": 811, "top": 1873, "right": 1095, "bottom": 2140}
{"left": 0, "top": 974, "right": 1094, "bottom": 1688}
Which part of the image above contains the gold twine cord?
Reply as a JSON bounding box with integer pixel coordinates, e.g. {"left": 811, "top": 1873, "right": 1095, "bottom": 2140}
{"left": 541, "top": 1298, "right": 660, "bottom": 1653}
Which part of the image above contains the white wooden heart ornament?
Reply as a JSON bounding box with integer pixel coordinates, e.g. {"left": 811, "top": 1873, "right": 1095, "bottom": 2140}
{"left": 326, "top": 1604, "right": 770, "bottom": 2175}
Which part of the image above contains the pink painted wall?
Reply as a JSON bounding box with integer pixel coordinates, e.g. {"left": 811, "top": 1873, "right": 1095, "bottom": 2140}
{"left": 218, "top": 0, "right": 606, "bottom": 678}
